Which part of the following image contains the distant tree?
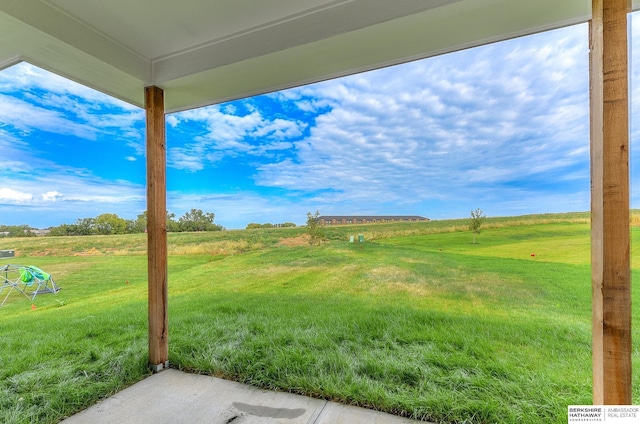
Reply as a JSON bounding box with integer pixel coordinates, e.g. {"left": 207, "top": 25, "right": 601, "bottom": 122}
{"left": 48, "top": 224, "right": 77, "bottom": 236}
{"left": 469, "top": 208, "right": 486, "bottom": 244}
{"left": 305, "top": 211, "right": 325, "bottom": 254}
{"left": 48, "top": 218, "right": 94, "bottom": 236}
{"left": 124, "top": 219, "right": 137, "bottom": 234}
{"left": 246, "top": 223, "right": 263, "bottom": 230}
{"left": 0, "top": 225, "right": 35, "bottom": 237}
{"left": 45, "top": 208, "right": 224, "bottom": 236}
{"left": 94, "top": 213, "right": 128, "bottom": 235}
{"left": 131, "top": 211, "right": 148, "bottom": 233}
{"left": 178, "top": 209, "right": 223, "bottom": 232}
{"left": 74, "top": 218, "right": 96, "bottom": 235}
{"left": 131, "top": 210, "right": 182, "bottom": 233}
{"left": 281, "top": 222, "right": 297, "bottom": 228}
{"left": 166, "top": 211, "right": 181, "bottom": 232}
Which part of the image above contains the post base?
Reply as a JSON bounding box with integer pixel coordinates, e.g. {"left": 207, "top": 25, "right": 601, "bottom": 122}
{"left": 149, "top": 361, "right": 169, "bottom": 373}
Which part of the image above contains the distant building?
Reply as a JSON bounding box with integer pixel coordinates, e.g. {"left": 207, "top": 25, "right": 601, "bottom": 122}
{"left": 316, "top": 215, "right": 429, "bottom": 225}
{"left": 31, "top": 229, "right": 51, "bottom": 236}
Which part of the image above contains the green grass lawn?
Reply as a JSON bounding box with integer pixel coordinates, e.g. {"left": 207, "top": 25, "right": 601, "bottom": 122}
{"left": 0, "top": 213, "right": 638, "bottom": 423}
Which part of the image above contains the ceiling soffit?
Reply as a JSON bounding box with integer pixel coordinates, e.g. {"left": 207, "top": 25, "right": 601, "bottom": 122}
{"left": 1, "top": 0, "right": 639, "bottom": 111}
{"left": 6, "top": 0, "right": 461, "bottom": 81}
{"left": 49, "top": 0, "right": 357, "bottom": 59}
{"left": 161, "top": 0, "right": 592, "bottom": 112}
{"left": 148, "top": 0, "right": 462, "bottom": 83}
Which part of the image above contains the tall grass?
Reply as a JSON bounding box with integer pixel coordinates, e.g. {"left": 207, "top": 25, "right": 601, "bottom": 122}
{"left": 1, "top": 212, "right": 639, "bottom": 423}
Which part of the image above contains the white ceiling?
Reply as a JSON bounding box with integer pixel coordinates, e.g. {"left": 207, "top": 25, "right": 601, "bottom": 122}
{"left": 1, "top": 0, "right": 639, "bottom": 112}
{"left": 50, "top": 0, "right": 353, "bottom": 60}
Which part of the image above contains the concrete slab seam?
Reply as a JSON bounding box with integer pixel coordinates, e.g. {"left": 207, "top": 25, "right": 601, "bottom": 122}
{"left": 310, "top": 400, "right": 329, "bottom": 424}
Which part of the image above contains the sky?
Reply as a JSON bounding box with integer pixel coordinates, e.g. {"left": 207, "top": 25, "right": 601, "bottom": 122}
{"left": 1, "top": 16, "right": 640, "bottom": 230}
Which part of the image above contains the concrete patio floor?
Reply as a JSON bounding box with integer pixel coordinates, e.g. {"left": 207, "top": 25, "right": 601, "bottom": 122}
{"left": 61, "top": 369, "right": 427, "bottom": 423}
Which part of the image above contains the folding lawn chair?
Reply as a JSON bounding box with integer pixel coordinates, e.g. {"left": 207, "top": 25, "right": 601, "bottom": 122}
{"left": 0, "top": 264, "right": 30, "bottom": 306}
{"left": 0, "top": 264, "right": 60, "bottom": 306}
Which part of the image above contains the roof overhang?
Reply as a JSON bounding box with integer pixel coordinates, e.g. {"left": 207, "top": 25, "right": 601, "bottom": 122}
{"left": 1, "top": 0, "right": 639, "bottom": 113}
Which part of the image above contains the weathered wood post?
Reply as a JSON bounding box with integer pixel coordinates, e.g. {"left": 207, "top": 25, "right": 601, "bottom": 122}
{"left": 145, "top": 86, "right": 169, "bottom": 372}
{"left": 589, "top": 0, "right": 631, "bottom": 404}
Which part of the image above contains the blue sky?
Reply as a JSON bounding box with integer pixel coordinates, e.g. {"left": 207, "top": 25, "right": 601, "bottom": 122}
{"left": 1, "top": 16, "right": 640, "bottom": 229}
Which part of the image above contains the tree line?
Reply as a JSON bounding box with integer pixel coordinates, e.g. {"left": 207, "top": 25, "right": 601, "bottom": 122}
{"left": 0, "top": 209, "right": 224, "bottom": 237}
{"left": 0, "top": 225, "right": 37, "bottom": 237}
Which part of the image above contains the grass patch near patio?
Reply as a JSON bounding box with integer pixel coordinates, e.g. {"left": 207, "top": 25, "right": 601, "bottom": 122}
{"left": 168, "top": 227, "right": 596, "bottom": 423}
{"left": 1, "top": 213, "right": 639, "bottom": 423}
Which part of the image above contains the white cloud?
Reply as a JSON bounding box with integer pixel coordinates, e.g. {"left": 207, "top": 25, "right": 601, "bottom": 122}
{"left": 166, "top": 115, "right": 180, "bottom": 127}
{"left": 0, "top": 172, "right": 143, "bottom": 206}
{"left": 0, "top": 94, "right": 98, "bottom": 139}
{"left": 0, "top": 187, "right": 33, "bottom": 202}
{"left": 168, "top": 148, "right": 207, "bottom": 172}
{"left": 0, "top": 176, "right": 145, "bottom": 227}
{"left": 168, "top": 103, "right": 307, "bottom": 171}
{"left": 0, "top": 63, "right": 144, "bottom": 145}
{"left": 0, "top": 62, "right": 138, "bottom": 111}
{"left": 0, "top": 144, "right": 145, "bottom": 225}
{"left": 42, "top": 191, "right": 62, "bottom": 202}
{"left": 252, "top": 23, "right": 590, "bottom": 215}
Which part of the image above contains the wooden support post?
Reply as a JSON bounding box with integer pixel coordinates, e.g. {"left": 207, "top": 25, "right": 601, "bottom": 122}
{"left": 590, "top": 0, "right": 631, "bottom": 405}
{"left": 145, "top": 86, "right": 169, "bottom": 372}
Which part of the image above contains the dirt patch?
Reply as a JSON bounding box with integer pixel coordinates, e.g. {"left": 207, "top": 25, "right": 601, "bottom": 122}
{"left": 277, "top": 235, "right": 309, "bottom": 247}
{"left": 73, "top": 247, "right": 103, "bottom": 256}
{"left": 29, "top": 249, "right": 68, "bottom": 257}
